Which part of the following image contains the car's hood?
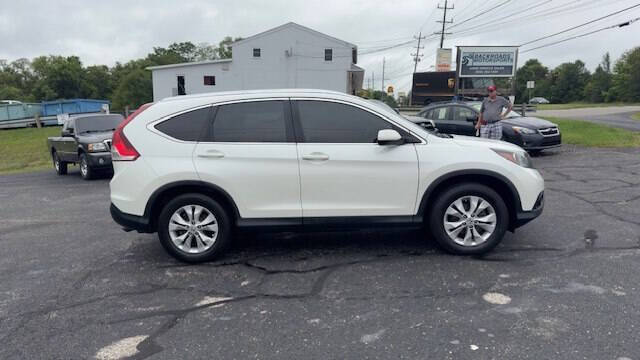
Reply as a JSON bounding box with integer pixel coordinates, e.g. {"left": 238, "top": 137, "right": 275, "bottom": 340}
{"left": 450, "top": 134, "right": 525, "bottom": 152}
{"left": 76, "top": 131, "right": 113, "bottom": 143}
{"left": 502, "top": 116, "right": 556, "bottom": 129}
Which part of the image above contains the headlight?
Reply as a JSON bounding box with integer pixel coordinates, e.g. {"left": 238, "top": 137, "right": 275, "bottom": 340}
{"left": 511, "top": 126, "right": 537, "bottom": 135}
{"left": 492, "top": 149, "right": 534, "bottom": 168}
{"left": 88, "top": 142, "right": 107, "bottom": 152}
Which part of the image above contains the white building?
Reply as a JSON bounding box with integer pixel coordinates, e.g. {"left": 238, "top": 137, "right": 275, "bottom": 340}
{"left": 148, "top": 22, "right": 364, "bottom": 101}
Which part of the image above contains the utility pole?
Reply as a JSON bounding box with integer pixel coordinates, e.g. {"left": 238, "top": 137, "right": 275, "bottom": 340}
{"left": 435, "top": 0, "right": 454, "bottom": 48}
{"left": 372, "top": 71, "right": 375, "bottom": 91}
{"left": 381, "top": 57, "right": 385, "bottom": 91}
{"left": 411, "top": 32, "right": 425, "bottom": 73}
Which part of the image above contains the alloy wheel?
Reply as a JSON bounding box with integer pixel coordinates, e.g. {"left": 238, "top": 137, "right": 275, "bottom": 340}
{"left": 443, "top": 195, "right": 497, "bottom": 247}
{"left": 168, "top": 205, "right": 219, "bottom": 254}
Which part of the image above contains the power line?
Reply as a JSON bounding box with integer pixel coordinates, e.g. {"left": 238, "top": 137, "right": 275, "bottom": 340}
{"left": 448, "top": 0, "right": 512, "bottom": 30}
{"left": 520, "top": 2, "right": 640, "bottom": 46}
{"left": 521, "top": 16, "right": 640, "bottom": 53}
{"left": 447, "top": 0, "right": 552, "bottom": 35}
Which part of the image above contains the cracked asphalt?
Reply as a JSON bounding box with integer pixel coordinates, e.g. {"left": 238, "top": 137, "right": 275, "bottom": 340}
{"left": 1, "top": 145, "right": 640, "bottom": 359}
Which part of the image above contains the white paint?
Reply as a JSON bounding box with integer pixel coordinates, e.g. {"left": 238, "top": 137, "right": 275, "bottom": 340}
{"left": 470, "top": 345, "right": 479, "bottom": 351}
{"left": 361, "top": 329, "right": 386, "bottom": 344}
{"left": 241, "top": 280, "right": 250, "bottom": 287}
{"left": 612, "top": 290, "right": 626, "bottom": 296}
{"left": 482, "top": 292, "right": 512, "bottom": 305}
{"left": 450, "top": 340, "right": 460, "bottom": 345}
{"left": 499, "top": 274, "right": 511, "bottom": 278}
{"left": 196, "top": 296, "right": 233, "bottom": 307}
{"left": 307, "top": 318, "right": 321, "bottom": 324}
{"left": 548, "top": 282, "right": 606, "bottom": 295}
{"left": 95, "top": 335, "right": 148, "bottom": 360}
{"left": 149, "top": 22, "right": 362, "bottom": 101}
{"left": 478, "top": 328, "right": 486, "bottom": 333}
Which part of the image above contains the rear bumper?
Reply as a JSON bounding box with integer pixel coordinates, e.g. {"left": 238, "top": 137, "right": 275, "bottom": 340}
{"left": 513, "top": 191, "right": 544, "bottom": 229}
{"left": 110, "top": 203, "right": 152, "bottom": 233}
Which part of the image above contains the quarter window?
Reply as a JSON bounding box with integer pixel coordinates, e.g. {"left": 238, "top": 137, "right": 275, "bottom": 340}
{"left": 155, "top": 107, "right": 210, "bottom": 141}
{"left": 296, "top": 101, "right": 393, "bottom": 143}
{"left": 209, "top": 101, "right": 288, "bottom": 142}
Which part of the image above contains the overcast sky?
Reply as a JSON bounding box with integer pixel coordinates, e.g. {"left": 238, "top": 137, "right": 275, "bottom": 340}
{"left": 1, "top": 0, "right": 639, "bottom": 93}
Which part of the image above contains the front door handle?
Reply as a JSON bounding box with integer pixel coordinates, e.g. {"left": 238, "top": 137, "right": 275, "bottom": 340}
{"left": 197, "top": 150, "right": 225, "bottom": 159}
{"left": 302, "top": 152, "right": 329, "bottom": 161}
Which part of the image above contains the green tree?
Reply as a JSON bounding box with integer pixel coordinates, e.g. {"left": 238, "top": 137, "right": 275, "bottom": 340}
{"left": 217, "top": 37, "right": 243, "bottom": 59}
{"left": 610, "top": 47, "right": 640, "bottom": 102}
{"left": 111, "top": 68, "right": 152, "bottom": 111}
{"left": 84, "top": 65, "right": 113, "bottom": 99}
{"left": 583, "top": 53, "right": 613, "bottom": 103}
{"left": 31, "top": 55, "right": 92, "bottom": 100}
{"left": 515, "top": 59, "right": 550, "bottom": 102}
{"left": 548, "top": 60, "right": 591, "bottom": 103}
{"left": 193, "top": 42, "right": 219, "bottom": 61}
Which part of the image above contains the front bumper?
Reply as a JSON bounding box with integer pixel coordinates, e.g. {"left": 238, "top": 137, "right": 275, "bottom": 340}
{"left": 87, "top": 152, "right": 113, "bottom": 168}
{"left": 518, "top": 133, "right": 562, "bottom": 151}
{"left": 110, "top": 203, "right": 152, "bottom": 233}
{"left": 513, "top": 191, "right": 544, "bottom": 229}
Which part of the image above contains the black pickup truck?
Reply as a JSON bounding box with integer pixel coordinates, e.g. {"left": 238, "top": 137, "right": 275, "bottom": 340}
{"left": 47, "top": 114, "right": 124, "bottom": 180}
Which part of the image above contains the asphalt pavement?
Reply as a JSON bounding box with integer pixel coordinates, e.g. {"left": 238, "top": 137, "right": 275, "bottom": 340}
{"left": 537, "top": 106, "right": 640, "bottom": 131}
{"left": 1, "top": 146, "right": 640, "bottom": 359}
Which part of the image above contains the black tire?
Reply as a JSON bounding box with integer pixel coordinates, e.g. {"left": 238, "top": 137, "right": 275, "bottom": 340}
{"left": 428, "top": 183, "right": 509, "bottom": 255}
{"left": 52, "top": 151, "right": 67, "bottom": 175}
{"left": 157, "top": 193, "right": 232, "bottom": 263}
{"left": 79, "top": 153, "right": 94, "bottom": 180}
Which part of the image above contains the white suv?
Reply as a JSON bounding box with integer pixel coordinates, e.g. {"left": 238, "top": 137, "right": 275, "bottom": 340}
{"left": 110, "top": 89, "right": 544, "bottom": 263}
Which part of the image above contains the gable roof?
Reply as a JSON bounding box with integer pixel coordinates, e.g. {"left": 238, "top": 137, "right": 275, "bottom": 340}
{"left": 232, "top": 22, "right": 356, "bottom": 48}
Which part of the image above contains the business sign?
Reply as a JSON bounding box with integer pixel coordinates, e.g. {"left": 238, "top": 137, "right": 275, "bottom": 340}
{"left": 527, "top": 80, "right": 535, "bottom": 89}
{"left": 436, "top": 48, "right": 452, "bottom": 72}
{"left": 458, "top": 46, "right": 518, "bottom": 77}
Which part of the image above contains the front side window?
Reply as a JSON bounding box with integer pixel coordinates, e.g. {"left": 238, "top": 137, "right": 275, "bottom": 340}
{"left": 209, "top": 101, "right": 288, "bottom": 142}
{"left": 296, "top": 101, "right": 393, "bottom": 143}
{"left": 155, "top": 107, "right": 210, "bottom": 141}
{"left": 325, "top": 48, "right": 333, "bottom": 61}
{"left": 432, "top": 107, "right": 448, "bottom": 121}
{"left": 253, "top": 48, "right": 261, "bottom": 58}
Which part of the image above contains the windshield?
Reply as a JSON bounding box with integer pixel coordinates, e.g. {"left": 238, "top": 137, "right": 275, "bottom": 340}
{"left": 470, "top": 103, "right": 521, "bottom": 118}
{"left": 75, "top": 114, "right": 124, "bottom": 134}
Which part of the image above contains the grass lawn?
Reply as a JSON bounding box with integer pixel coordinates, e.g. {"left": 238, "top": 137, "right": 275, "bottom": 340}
{"left": 538, "top": 102, "right": 640, "bottom": 110}
{"left": 632, "top": 113, "right": 640, "bottom": 121}
{"left": 541, "top": 117, "right": 640, "bottom": 147}
{"left": 0, "top": 126, "right": 62, "bottom": 175}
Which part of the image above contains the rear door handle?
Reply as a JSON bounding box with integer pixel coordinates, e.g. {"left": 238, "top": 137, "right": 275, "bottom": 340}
{"left": 302, "top": 152, "right": 329, "bottom": 161}
{"left": 197, "top": 150, "right": 225, "bottom": 159}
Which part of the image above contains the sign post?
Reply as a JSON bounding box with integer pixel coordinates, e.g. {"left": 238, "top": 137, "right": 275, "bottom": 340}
{"left": 526, "top": 80, "right": 535, "bottom": 103}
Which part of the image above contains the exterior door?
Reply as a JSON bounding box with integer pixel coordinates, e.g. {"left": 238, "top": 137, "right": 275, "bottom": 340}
{"left": 450, "top": 105, "right": 478, "bottom": 136}
{"left": 293, "top": 99, "right": 419, "bottom": 218}
{"left": 60, "top": 119, "right": 77, "bottom": 162}
{"left": 429, "top": 106, "right": 455, "bottom": 134}
{"left": 193, "top": 99, "right": 301, "bottom": 219}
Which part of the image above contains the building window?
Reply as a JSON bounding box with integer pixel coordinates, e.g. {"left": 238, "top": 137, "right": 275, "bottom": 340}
{"left": 204, "top": 76, "right": 216, "bottom": 86}
{"left": 253, "top": 48, "right": 261, "bottom": 58}
{"left": 325, "top": 48, "right": 333, "bottom": 61}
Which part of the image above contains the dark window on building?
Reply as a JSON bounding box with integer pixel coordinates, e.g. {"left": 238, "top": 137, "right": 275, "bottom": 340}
{"left": 296, "top": 101, "right": 392, "bottom": 143}
{"left": 324, "top": 48, "right": 333, "bottom": 61}
{"left": 177, "top": 75, "right": 186, "bottom": 95}
{"left": 204, "top": 76, "right": 216, "bottom": 86}
{"left": 253, "top": 48, "right": 261, "bottom": 58}
{"left": 155, "top": 107, "right": 210, "bottom": 141}
{"left": 209, "top": 101, "right": 288, "bottom": 142}
{"left": 352, "top": 47, "right": 357, "bottom": 64}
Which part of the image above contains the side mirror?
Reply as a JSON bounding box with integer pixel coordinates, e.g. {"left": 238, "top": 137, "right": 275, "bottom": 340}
{"left": 466, "top": 116, "right": 478, "bottom": 122}
{"left": 419, "top": 120, "right": 437, "bottom": 130}
{"left": 377, "top": 129, "right": 403, "bottom": 145}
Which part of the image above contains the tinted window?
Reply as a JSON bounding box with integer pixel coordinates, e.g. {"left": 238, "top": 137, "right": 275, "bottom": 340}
{"left": 451, "top": 106, "right": 476, "bottom": 121}
{"left": 156, "top": 107, "right": 210, "bottom": 141}
{"left": 432, "top": 107, "right": 448, "bottom": 120}
{"left": 76, "top": 115, "right": 123, "bottom": 134}
{"left": 297, "top": 101, "right": 392, "bottom": 143}
{"left": 210, "top": 101, "right": 288, "bottom": 142}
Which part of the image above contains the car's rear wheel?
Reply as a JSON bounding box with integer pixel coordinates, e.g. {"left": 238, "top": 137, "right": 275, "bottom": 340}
{"left": 428, "top": 183, "right": 508, "bottom": 255}
{"left": 52, "top": 151, "right": 67, "bottom": 175}
{"left": 157, "top": 194, "right": 231, "bottom": 263}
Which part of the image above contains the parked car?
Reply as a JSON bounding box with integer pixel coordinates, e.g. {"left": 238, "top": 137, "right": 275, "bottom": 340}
{"left": 529, "top": 97, "right": 550, "bottom": 104}
{"left": 109, "top": 89, "right": 545, "bottom": 263}
{"left": 47, "top": 113, "right": 124, "bottom": 180}
{"left": 411, "top": 101, "right": 561, "bottom": 153}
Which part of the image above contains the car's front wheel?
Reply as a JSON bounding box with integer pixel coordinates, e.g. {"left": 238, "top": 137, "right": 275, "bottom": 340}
{"left": 157, "top": 194, "right": 231, "bottom": 263}
{"left": 428, "top": 183, "right": 508, "bottom": 255}
{"left": 79, "top": 153, "right": 94, "bottom": 180}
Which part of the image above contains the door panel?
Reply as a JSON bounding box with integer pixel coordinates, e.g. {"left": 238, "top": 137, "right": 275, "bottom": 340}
{"left": 430, "top": 106, "right": 455, "bottom": 134}
{"left": 293, "top": 100, "right": 420, "bottom": 217}
{"left": 297, "top": 143, "right": 419, "bottom": 217}
{"left": 450, "top": 106, "right": 478, "bottom": 136}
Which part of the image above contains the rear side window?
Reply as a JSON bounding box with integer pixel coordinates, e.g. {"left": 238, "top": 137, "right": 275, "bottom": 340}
{"left": 155, "top": 107, "right": 211, "bottom": 141}
{"left": 296, "top": 101, "right": 392, "bottom": 143}
{"left": 209, "top": 101, "right": 288, "bottom": 142}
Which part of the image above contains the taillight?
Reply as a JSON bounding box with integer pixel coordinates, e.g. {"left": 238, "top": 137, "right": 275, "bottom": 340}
{"left": 112, "top": 103, "right": 152, "bottom": 161}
